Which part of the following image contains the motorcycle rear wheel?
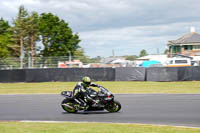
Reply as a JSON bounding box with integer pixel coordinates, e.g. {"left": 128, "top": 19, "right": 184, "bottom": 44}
{"left": 105, "top": 100, "right": 121, "bottom": 113}
{"left": 61, "top": 99, "right": 77, "bottom": 113}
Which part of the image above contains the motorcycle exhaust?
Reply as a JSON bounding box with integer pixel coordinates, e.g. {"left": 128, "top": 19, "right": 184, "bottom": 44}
{"left": 62, "top": 104, "right": 74, "bottom": 109}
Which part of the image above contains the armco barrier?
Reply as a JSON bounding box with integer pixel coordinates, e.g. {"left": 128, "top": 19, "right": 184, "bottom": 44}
{"left": 1, "top": 67, "right": 200, "bottom": 82}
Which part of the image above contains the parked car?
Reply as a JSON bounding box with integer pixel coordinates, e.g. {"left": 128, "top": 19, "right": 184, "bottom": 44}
{"left": 166, "top": 58, "right": 191, "bottom": 67}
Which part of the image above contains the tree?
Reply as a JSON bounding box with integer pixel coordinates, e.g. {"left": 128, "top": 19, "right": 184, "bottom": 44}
{"left": 38, "top": 13, "right": 81, "bottom": 56}
{"left": 26, "top": 12, "right": 39, "bottom": 67}
{"left": 164, "top": 49, "right": 169, "bottom": 54}
{"left": 0, "top": 34, "right": 10, "bottom": 58}
{"left": 74, "top": 48, "right": 93, "bottom": 64}
{"left": 139, "top": 49, "right": 148, "bottom": 57}
{"left": 91, "top": 56, "right": 102, "bottom": 63}
{"left": 0, "top": 18, "right": 12, "bottom": 58}
{"left": 125, "top": 55, "right": 138, "bottom": 61}
{"left": 0, "top": 18, "right": 10, "bottom": 34}
{"left": 12, "top": 5, "right": 29, "bottom": 68}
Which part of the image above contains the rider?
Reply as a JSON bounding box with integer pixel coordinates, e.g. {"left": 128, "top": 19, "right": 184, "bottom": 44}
{"left": 72, "top": 76, "right": 99, "bottom": 110}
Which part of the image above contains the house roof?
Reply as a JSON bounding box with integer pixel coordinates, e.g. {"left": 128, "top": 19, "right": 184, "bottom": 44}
{"left": 100, "top": 57, "right": 125, "bottom": 64}
{"left": 168, "top": 32, "right": 200, "bottom": 45}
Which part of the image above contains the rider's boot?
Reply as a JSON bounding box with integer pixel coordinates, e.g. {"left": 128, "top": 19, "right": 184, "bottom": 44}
{"left": 79, "top": 103, "right": 89, "bottom": 111}
{"left": 75, "top": 98, "right": 88, "bottom": 110}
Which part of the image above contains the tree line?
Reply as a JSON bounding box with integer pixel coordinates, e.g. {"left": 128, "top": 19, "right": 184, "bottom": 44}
{"left": 0, "top": 5, "right": 83, "bottom": 67}
{"left": 0, "top": 5, "right": 150, "bottom": 68}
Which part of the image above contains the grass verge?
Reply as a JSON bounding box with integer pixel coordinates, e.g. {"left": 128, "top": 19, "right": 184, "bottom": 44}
{"left": 0, "top": 81, "right": 200, "bottom": 94}
{"left": 0, "top": 122, "right": 199, "bottom": 133}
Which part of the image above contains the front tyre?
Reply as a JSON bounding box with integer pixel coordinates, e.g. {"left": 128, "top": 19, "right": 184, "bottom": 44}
{"left": 105, "top": 100, "right": 121, "bottom": 113}
{"left": 61, "top": 99, "right": 77, "bottom": 113}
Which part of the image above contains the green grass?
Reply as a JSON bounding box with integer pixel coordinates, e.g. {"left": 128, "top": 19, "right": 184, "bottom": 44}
{"left": 0, "top": 81, "right": 200, "bottom": 94}
{"left": 1, "top": 82, "right": 200, "bottom": 132}
{"left": 0, "top": 122, "right": 199, "bottom": 133}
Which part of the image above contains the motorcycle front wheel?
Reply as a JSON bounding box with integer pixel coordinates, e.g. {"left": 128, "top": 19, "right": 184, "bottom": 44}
{"left": 61, "top": 99, "right": 77, "bottom": 113}
{"left": 105, "top": 100, "right": 121, "bottom": 113}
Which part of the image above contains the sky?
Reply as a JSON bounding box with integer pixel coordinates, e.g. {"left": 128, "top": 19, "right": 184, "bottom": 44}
{"left": 1, "top": 0, "right": 200, "bottom": 57}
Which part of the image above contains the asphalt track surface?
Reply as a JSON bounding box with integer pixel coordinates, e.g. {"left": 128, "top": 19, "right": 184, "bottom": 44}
{"left": 0, "top": 94, "right": 200, "bottom": 127}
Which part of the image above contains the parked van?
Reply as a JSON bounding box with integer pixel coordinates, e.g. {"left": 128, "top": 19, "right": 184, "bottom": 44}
{"left": 166, "top": 58, "right": 191, "bottom": 67}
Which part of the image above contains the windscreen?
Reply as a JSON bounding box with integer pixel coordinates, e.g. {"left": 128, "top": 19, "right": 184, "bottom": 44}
{"left": 99, "top": 86, "right": 110, "bottom": 95}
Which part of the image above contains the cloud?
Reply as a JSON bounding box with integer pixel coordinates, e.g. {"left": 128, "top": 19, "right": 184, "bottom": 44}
{"left": 79, "top": 21, "right": 200, "bottom": 57}
{"left": 1, "top": 0, "right": 200, "bottom": 30}
{"left": 1, "top": 0, "right": 200, "bottom": 57}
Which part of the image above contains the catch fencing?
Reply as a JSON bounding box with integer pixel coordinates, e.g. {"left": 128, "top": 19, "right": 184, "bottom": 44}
{"left": 0, "top": 56, "right": 97, "bottom": 69}
{"left": 0, "top": 66, "right": 200, "bottom": 82}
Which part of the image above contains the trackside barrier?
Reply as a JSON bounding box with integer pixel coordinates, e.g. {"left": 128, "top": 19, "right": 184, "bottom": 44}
{"left": 115, "top": 67, "right": 146, "bottom": 81}
{"left": 0, "top": 68, "right": 115, "bottom": 82}
{"left": 25, "top": 68, "right": 115, "bottom": 82}
{"left": 0, "top": 69, "right": 26, "bottom": 82}
{"left": 146, "top": 66, "right": 200, "bottom": 81}
{"left": 0, "top": 67, "right": 200, "bottom": 82}
{"left": 146, "top": 67, "right": 178, "bottom": 81}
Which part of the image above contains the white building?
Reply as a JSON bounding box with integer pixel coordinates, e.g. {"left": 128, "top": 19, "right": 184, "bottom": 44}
{"left": 136, "top": 54, "right": 168, "bottom": 65}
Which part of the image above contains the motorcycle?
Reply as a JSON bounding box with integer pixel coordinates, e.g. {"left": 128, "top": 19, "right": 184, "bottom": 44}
{"left": 61, "top": 86, "right": 121, "bottom": 113}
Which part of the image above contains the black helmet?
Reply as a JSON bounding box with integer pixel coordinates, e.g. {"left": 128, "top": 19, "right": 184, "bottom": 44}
{"left": 82, "top": 76, "right": 91, "bottom": 87}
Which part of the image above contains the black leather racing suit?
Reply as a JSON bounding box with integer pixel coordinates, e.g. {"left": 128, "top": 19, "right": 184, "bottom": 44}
{"left": 72, "top": 82, "right": 98, "bottom": 108}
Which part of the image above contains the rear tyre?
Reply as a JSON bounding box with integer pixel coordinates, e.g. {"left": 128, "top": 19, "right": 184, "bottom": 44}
{"left": 105, "top": 100, "right": 121, "bottom": 113}
{"left": 61, "top": 99, "right": 77, "bottom": 113}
